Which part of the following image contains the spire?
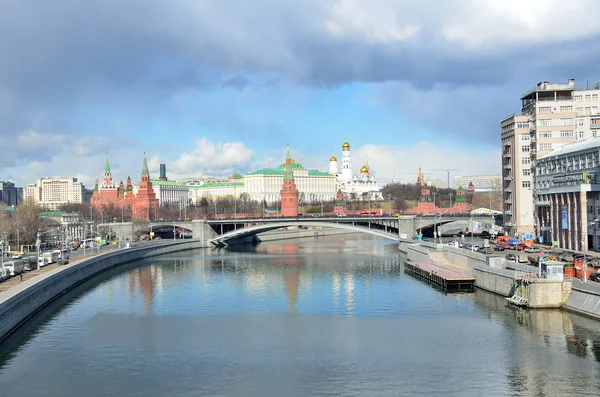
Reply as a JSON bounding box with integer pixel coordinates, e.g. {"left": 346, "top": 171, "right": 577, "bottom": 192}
{"left": 142, "top": 152, "right": 149, "bottom": 177}
{"left": 284, "top": 146, "right": 293, "bottom": 180}
{"left": 104, "top": 152, "right": 111, "bottom": 174}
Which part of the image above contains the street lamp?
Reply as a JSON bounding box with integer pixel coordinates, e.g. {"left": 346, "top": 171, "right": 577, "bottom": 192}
{"left": 388, "top": 194, "right": 392, "bottom": 216}
{"left": 433, "top": 192, "right": 437, "bottom": 243}
{"left": 581, "top": 239, "right": 588, "bottom": 283}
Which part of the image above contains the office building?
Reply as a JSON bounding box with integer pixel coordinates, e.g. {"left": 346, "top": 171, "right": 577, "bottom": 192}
{"left": 501, "top": 79, "right": 600, "bottom": 236}
{"left": 0, "top": 181, "right": 23, "bottom": 206}
{"left": 25, "top": 177, "right": 85, "bottom": 210}
{"left": 535, "top": 137, "right": 600, "bottom": 250}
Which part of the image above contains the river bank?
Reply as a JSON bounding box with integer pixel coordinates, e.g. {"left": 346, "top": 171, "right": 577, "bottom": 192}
{"left": 399, "top": 239, "right": 600, "bottom": 320}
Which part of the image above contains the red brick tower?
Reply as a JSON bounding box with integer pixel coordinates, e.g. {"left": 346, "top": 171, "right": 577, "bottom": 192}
{"left": 132, "top": 153, "right": 159, "bottom": 221}
{"left": 334, "top": 189, "right": 346, "bottom": 215}
{"left": 280, "top": 146, "right": 299, "bottom": 217}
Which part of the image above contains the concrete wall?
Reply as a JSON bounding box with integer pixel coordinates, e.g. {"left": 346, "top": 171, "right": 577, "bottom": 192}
{"left": 0, "top": 240, "right": 203, "bottom": 343}
{"left": 529, "top": 281, "right": 571, "bottom": 308}
{"left": 472, "top": 265, "right": 515, "bottom": 297}
{"left": 563, "top": 281, "right": 600, "bottom": 320}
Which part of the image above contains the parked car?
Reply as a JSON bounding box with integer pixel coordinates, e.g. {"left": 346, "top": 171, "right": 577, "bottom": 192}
{"left": 559, "top": 252, "right": 576, "bottom": 263}
{"left": 505, "top": 254, "right": 517, "bottom": 261}
{"left": 590, "top": 258, "right": 600, "bottom": 268}
{"left": 494, "top": 245, "right": 505, "bottom": 251}
{"left": 589, "top": 272, "right": 600, "bottom": 282}
{"left": 524, "top": 247, "right": 541, "bottom": 253}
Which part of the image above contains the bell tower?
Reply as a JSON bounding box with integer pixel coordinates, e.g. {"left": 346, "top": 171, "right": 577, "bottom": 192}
{"left": 280, "top": 146, "right": 299, "bottom": 217}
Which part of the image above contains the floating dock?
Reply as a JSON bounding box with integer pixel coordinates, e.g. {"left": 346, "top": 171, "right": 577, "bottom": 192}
{"left": 405, "top": 261, "right": 475, "bottom": 292}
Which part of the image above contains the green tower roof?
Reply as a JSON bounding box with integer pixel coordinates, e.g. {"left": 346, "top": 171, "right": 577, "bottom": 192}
{"left": 142, "top": 152, "right": 149, "bottom": 176}
{"left": 104, "top": 153, "right": 111, "bottom": 174}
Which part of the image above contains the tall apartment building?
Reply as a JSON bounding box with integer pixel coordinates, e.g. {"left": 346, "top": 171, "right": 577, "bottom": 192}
{"left": 501, "top": 79, "right": 600, "bottom": 236}
{"left": 25, "top": 177, "right": 85, "bottom": 210}
{"left": 0, "top": 181, "right": 23, "bottom": 206}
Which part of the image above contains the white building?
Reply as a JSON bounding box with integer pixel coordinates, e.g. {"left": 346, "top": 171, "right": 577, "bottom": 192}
{"left": 501, "top": 79, "right": 600, "bottom": 236}
{"left": 329, "top": 140, "right": 383, "bottom": 201}
{"left": 25, "top": 177, "right": 85, "bottom": 210}
{"left": 244, "top": 163, "right": 335, "bottom": 204}
{"left": 133, "top": 179, "right": 190, "bottom": 207}
{"left": 452, "top": 175, "right": 501, "bottom": 192}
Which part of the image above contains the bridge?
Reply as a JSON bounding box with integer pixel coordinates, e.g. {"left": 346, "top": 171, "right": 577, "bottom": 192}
{"left": 98, "top": 215, "right": 498, "bottom": 245}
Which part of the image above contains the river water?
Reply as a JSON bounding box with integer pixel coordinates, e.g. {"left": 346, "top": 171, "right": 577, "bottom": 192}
{"left": 1, "top": 235, "right": 600, "bottom": 396}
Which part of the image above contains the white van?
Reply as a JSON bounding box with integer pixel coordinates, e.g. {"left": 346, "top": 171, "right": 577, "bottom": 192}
{"left": 38, "top": 257, "right": 47, "bottom": 268}
{"left": 3, "top": 260, "right": 25, "bottom": 276}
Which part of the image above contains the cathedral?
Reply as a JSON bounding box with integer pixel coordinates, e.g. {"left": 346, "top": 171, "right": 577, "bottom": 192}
{"left": 90, "top": 153, "right": 159, "bottom": 221}
{"left": 328, "top": 140, "right": 383, "bottom": 201}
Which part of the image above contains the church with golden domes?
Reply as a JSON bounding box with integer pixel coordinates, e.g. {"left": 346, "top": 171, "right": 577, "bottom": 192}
{"left": 328, "top": 139, "right": 383, "bottom": 201}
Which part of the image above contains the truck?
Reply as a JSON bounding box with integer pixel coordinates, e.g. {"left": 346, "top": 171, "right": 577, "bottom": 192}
{"left": 42, "top": 251, "right": 59, "bottom": 265}
{"left": 3, "top": 260, "right": 25, "bottom": 276}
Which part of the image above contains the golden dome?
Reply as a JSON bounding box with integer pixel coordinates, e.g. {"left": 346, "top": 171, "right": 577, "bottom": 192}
{"left": 360, "top": 165, "right": 369, "bottom": 174}
{"left": 329, "top": 155, "right": 337, "bottom": 162}
{"left": 342, "top": 140, "right": 350, "bottom": 151}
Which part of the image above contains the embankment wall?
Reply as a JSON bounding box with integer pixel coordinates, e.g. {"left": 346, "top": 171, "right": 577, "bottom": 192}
{"left": 0, "top": 240, "right": 202, "bottom": 343}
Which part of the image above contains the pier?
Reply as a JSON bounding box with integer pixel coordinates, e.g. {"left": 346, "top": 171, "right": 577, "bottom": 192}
{"left": 404, "top": 261, "right": 475, "bottom": 292}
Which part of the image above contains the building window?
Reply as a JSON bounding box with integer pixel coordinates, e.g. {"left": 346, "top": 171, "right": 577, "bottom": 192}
{"left": 579, "top": 131, "right": 585, "bottom": 139}
{"left": 593, "top": 94, "right": 599, "bottom": 101}
{"left": 560, "top": 106, "right": 573, "bottom": 113}
{"left": 539, "top": 131, "right": 552, "bottom": 138}
{"left": 521, "top": 134, "right": 530, "bottom": 141}
{"left": 574, "top": 95, "right": 582, "bottom": 102}
{"left": 560, "top": 118, "right": 574, "bottom": 125}
{"left": 516, "top": 122, "right": 530, "bottom": 129}
{"left": 522, "top": 181, "right": 531, "bottom": 188}
{"left": 521, "top": 145, "right": 530, "bottom": 152}
{"left": 538, "top": 119, "right": 552, "bottom": 127}
{"left": 538, "top": 143, "right": 552, "bottom": 151}
{"left": 560, "top": 130, "right": 574, "bottom": 138}
{"left": 523, "top": 169, "right": 531, "bottom": 176}
{"left": 538, "top": 107, "right": 552, "bottom": 114}
{"left": 522, "top": 157, "right": 531, "bottom": 165}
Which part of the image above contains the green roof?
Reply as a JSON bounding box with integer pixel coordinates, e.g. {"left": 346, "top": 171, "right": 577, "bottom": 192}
{"left": 246, "top": 168, "right": 332, "bottom": 177}
{"left": 142, "top": 153, "right": 149, "bottom": 176}
{"left": 39, "top": 211, "right": 67, "bottom": 217}
{"left": 104, "top": 153, "right": 111, "bottom": 174}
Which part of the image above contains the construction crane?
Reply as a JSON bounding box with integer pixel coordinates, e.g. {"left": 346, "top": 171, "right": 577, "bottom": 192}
{"left": 382, "top": 172, "right": 432, "bottom": 184}
{"left": 423, "top": 169, "right": 459, "bottom": 189}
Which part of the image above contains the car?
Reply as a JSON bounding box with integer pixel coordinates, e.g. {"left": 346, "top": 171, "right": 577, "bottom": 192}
{"left": 11, "top": 253, "right": 23, "bottom": 259}
{"left": 589, "top": 272, "right": 600, "bottom": 282}
{"left": 524, "top": 247, "right": 540, "bottom": 253}
{"left": 505, "top": 254, "right": 517, "bottom": 261}
{"left": 494, "top": 245, "right": 505, "bottom": 251}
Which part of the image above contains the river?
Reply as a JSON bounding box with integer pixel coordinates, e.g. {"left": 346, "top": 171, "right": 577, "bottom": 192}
{"left": 1, "top": 234, "right": 600, "bottom": 396}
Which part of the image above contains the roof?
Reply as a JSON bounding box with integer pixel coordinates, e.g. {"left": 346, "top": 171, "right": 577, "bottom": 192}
{"left": 39, "top": 211, "right": 67, "bottom": 217}
{"left": 541, "top": 136, "right": 600, "bottom": 159}
{"left": 246, "top": 168, "right": 333, "bottom": 177}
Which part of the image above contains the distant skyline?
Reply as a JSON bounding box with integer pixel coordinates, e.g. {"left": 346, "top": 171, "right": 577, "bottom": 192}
{"left": 3, "top": 1, "right": 600, "bottom": 186}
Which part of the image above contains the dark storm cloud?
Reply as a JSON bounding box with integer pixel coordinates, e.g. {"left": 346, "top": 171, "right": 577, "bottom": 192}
{"left": 2, "top": 0, "right": 600, "bottom": 165}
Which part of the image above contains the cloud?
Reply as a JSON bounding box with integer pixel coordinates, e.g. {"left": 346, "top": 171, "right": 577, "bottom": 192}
{"left": 351, "top": 142, "right": 500, "bottom": 185}
{"left": 3, "top": 0, "right": 600, "bottom": 180}
{"left": 168, "top": 137, "right": 254, "bottom": 178}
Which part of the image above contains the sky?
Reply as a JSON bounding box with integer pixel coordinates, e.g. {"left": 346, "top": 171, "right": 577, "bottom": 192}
{"left": 3, "top": 0, "right": 600, "bottom": 187}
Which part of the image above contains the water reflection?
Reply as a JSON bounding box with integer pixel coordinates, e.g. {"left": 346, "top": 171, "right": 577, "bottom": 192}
{"left": 2, "top": 236, "right": 600, "bottom": 397}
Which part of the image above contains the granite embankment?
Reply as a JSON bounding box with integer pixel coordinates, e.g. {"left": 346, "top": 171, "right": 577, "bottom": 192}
{"left": 0, "top": 240, "right": 203, "bottom": 343}
{"left": 399, "top": 240, "right": 600, "bottom": 318}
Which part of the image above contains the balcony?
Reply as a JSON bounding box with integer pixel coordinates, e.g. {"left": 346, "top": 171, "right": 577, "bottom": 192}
{"left": 530, "top": 135, "right": 537, "bottom": 143}
{"left": 503, "top": 163, "right": 512, "bottom": 169}
{"left": 530, "top": 149, "right": 537, "bottom": 157}
{"left": 591, "top": 121, "right": 600, "bottom": 129}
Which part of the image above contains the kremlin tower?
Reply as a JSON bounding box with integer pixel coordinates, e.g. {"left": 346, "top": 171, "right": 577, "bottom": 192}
{"left": 132, "top": 153, "right": 159, "bottom": 221}
{"left": 90, "top": 152, "right": 159, "bottom": 222}
{"left": 280, "top": 146, "right": 299, "bottom": 217}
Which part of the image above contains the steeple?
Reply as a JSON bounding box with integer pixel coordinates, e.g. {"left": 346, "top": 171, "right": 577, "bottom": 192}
{"left": 104, "top": 152, "right": 111, "bottom": 174}
{"left": 284, "top": 145, "right": 294, "bottom": 180}
{"left": 142, "top": 152, "right": 149, "bottom": 177}
{"left": 416, "top": 166, "right": 424, "bottom": 186}
{"left": 94, "top": 177, "right": 98, "bottom": 192}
